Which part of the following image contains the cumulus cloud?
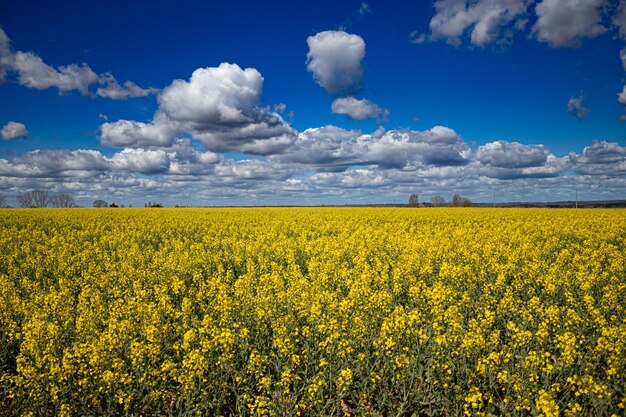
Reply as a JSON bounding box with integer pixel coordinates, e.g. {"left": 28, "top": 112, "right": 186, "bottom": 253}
{"left": 306, "top": 31, "right": 365, "bottom": 95}
{"left": 0, "top": 27, "right": 155, "bottom": 98}
{"left": 0, "top": 149, "right": 109, "bottom": 177}
{"left": 331, "top": 97, "right": 388, "bottom": 121}
{"left": 109, "top": 149, "right": 171, "bottom": 174}
{"left": 532, "top": 0, "right": 608, "bottom": 47}
{"left": 101, "top": 63, "right": 296, "bottom": 155}
{"left": 99, "top": 116, "right": 178, "bottom": 148}
{"left": 1, "top": 121, "right": 28, "bottom": 140}
{"left": 477, "top": 140, "right": 550, "bottom": 168}
{"left": 570, "top": 140, "right": 626, "bottom": 175}
{"left": 274, "top": 125, "right": 471, "bottom": 170}
{"left": 428, "top": 0, "right": 531, "bottom": 46}
{"left": 159, "top": 63, "right": 264, "bottom": 126}
{"left": 567, "top": 94, "right": 589, "bottom": 119}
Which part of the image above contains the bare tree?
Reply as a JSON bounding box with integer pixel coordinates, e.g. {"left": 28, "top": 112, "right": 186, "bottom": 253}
{"left": 50, "top": 193, "right": 77, "bottom": 208}
{"left": 0, "top": 195, "right": 8, "bottom": 208}
{"left": 32, "top": 190, "right": 49, "bottom": 208}
{"left": 431, "top": 196, "right": 446, "bottom": 207}
{"left": 93, "top": 199, "right": 108, "bottom": 208}
{"left": 18, "top": 190, "right": 49, "bottom": 208}
{"left": 451, "top": 194, "right": 472, "bottom": 207}
{"left": 408, "top": 193, "right": 419, "bottom": 207}
{"left": 17, "top": 192, "right": 34, "bottom": 208}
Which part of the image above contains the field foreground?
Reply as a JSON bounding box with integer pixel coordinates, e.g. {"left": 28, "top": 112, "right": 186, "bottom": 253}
{"left": 1, "top": 208, "right": 625, "bottom": 416}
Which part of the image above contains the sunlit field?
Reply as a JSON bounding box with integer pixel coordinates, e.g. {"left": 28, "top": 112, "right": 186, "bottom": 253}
{"left": 1, "top": 208, "right": 625, "bottom": 416}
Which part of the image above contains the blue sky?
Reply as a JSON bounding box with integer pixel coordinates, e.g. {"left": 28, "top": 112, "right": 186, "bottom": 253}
{"left": 1, "top": 0, "right": 625, "bottom": 206}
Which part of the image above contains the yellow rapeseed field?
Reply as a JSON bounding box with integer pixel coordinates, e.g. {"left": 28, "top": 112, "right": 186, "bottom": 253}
{"left": 0, "top": 208, "right": 625, "bottom": 416}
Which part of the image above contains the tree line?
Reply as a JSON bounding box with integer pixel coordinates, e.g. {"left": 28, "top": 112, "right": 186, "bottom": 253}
{"left": 408, "top": 193, "right": 472, "bottom": 207}
{"left": 0, "top": 190, "right": 80, "bottom": 208}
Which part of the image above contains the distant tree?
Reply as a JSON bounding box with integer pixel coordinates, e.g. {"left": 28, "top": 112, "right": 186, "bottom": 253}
{"left": 32, "top": 190, "right": 49, "bottom": 208}
{"left": 109, "top": 203, "right": 118, "bottom": 208}
{"left": 408, "top": 193, "right": 419, "bottom": 207}
{"left": 431, "top": 196, "right": 446, "bottom": 207}
{"left": 50, "top": 193, "right": 77, "bottom": 208}
{"left": 451, "top": 194, "right": 472, "bottom": 207}
{"left": 17, "top": 192, "right": 34, "bottom": 208}
{"left": 18, "top": 190, "right": 49, "bottom": 208}
{"left": 0, "top": 195, "right": 8, "bottom": 208}
{"left": 93, "top": 200, "right": 108, "bottom": 208}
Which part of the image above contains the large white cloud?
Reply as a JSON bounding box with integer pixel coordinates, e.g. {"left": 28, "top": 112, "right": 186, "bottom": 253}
{"left": 159, "top": 64, "right": 263, "bottom": 126}
{"left": 100, "top": 63, "right": 296, "bottom": 155}
{"left": 306, "top": 31, "right": 365, "bottom": 95}
{"left": 1, "top": 121, "right": 28, "bottom": 140}
{"left": 532, "top": 0, "right": 608, "bottom": 47}
{"left": 428, "top": 0, "right": 531, "bottom": 46}
{"left": 331, "top": 97, "right": 388, "bottom": 121}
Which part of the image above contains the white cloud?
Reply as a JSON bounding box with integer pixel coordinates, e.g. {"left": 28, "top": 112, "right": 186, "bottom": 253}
{"left": 477, "top": 140, "right": 550, "bottom": 168}
{"left": 0, "top": 27, "right": 155, "bottom": 98}
{"left": 110, "top": 148, "right": 170, "bottom": 174}
{"left": 331, "top": 97, "right": 387, "bottom": 121}
{"left": 567, "top": 94, "right": 589, "bottom": 119}
{"left": 428, "top": 0, "right": 531, "bottom": 46}
{"left": 0, "top": 149, "right": 109, "bottom": 177}
{"left": 99, "top": 116, "right": 178, "bottom": 148}
{"left": 620, "top": 48, "right": 626, "bottom": 71}
{"left": 96, "top": 77, "right": 158, "bottom": 100}
{"left": 532, "top": 0, "right": 608, "bottom": 47}
{"left": 570, "top": 140, "right": 626, "bottom": 175}
{"left": 274, "top": 125, "right": 471, "bottom": 170}
{"left": 1, "top": 121, "right": 28, "bottom": 140}
{"left": 306, "top": 31, "right": 365, "bottom": 95}
{"left": 159, "top": 63, "right": 263, "bottom": 126}
{"left": 12, "top": 51, "right": 99, "bottom": 95}
{"left": 102, "top": 63, "right": 297, "bottom": 155}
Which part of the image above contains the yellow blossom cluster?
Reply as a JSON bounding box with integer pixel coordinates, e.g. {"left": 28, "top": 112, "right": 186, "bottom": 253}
{"left": 0, "top": 207, "right": 625, "bottom": 416}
